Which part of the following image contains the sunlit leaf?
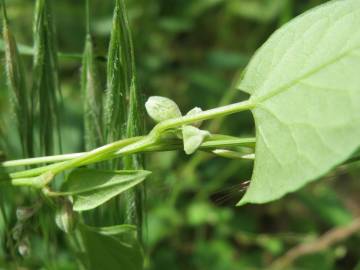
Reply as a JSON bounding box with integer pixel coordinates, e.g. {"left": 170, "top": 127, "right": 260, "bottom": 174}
{"left": 237, "top": 0, "right": 360, "bottom": 205}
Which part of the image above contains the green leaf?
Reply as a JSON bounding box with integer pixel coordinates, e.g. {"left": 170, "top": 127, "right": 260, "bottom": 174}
{"left": 60, "top": 169, "right": 151, "bottom": 211}
{"left": 79, "top": 224, "right": 143, "bottom": 270}
{"left": 237, "top": 0, "right": 360, "bottom": 205}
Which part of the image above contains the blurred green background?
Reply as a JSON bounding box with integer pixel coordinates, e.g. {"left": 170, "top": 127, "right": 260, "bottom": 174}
{"left": 1, "top": 0, "right": 360, "bottom": 269}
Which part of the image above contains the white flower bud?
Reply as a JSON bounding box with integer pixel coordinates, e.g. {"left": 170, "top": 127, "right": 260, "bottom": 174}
{"left": 16, "top": 206, "right": 35, "bottom": 221}
{"left": 55, "top": 200, "right": 76, "bottom": 234}
{"left": 182, "top": 125, "right": 210, "bottom": 155}
{"left": 18, "top": 238, "right": 31, "bottom": 257}
{"left": 145, "top": 96, "right": 182, "bottom": 123}
{"left": 186, "top": 107, "right": 203, "bottom": 127}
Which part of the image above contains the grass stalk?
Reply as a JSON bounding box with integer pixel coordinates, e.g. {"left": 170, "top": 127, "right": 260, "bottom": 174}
{"left": 32, "top": 0, "right": 62, "bottom": 155}
{"left": 81, "top": 0, "right": 104, "bottom": 151}
{"left": 2, "top": 0, "right": 33, "bottom": 157}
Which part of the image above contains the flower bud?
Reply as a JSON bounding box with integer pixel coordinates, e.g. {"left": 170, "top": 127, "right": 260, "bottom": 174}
{"left": 145, "top": 96, "right": 182, "bottom": 123}
{"left": 55, "top": 200, "right": 76, "bottom": 234}
{"left": 18, "top": 238, "right": 31, "bottom": 257}
{"left": 12, "top": 223, "right": 23, "bottom": 241}
{"left": 182, "top": 125, "right": 210, "bottom": 155}
{"left": 16, "top": 206, "right": 35, "bottom": 221}
{"left": 186, "top": 107, "right": 203, "bottom": 127}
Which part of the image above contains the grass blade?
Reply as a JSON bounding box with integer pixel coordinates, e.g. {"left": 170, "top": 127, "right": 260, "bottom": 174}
{"left": 81, "top": 35, "right": 104, "bottom": 150}
{"left": 32, "top": 0, "right": 62, "bottom": 155}
{"left": 81, "top": 2, "right": 104, "bottom": 151}
{"left": 116, "top": 0, "right": 146, "bottom": 242}
{"left": 2, "top": 0, "right": 33, "bottom": 157}
{"left": 104, "top": 0, "right": 128, "bottom": 144}
{"left": 102, "top": 0, "right": 146, "bottom": 241}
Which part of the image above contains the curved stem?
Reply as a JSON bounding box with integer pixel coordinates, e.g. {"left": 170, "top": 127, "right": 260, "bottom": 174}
{"left": 153, "top": 100, "right": 255, "bottom": 134}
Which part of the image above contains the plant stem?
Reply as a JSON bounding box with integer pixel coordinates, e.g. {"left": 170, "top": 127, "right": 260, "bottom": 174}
{"left": 5, "top": 136, "right": 142, "bottom": 180}
{"left": 1, "top": 99, "right": 255, "bottom": 184}
{"left": 1, "top": 136, "right": 255, "bottom": 167}
{"left": 152, "top": 100, "right": 255, "bottom": 135}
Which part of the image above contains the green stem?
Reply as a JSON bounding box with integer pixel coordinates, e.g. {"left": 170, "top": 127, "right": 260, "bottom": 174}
{"left": 6, "top": 136, "right": 142, "bottom": 180}
{"left": 2, "top": 152, "right": 84, "bottom": 167}
{"left": 153, "top": 100, "right": 255, "bottom": 135}
{"left": 1, "top": 99, "right": 255, "bottom": 185}
{"left": 2, "top": 136, "right": 255, "bottom": 168}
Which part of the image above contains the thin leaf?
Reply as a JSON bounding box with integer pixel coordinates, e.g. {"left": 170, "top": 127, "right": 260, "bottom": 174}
{"left": 32, "top": 0, "right": 62, "bottom": 155}
{"left": 237, "top": 0, "right": 360, "bottom": 205}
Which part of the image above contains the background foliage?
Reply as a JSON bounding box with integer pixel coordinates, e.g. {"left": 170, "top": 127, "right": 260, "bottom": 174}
{"left": 1, "top": 0, "right": 360, "bottom": 269}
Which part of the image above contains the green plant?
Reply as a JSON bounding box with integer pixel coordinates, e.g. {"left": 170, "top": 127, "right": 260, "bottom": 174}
{"left": 1, "top": 0, "right": 360, "bottom": 269}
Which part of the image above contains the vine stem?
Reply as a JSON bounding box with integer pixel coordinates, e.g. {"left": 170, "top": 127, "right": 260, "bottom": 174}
{"left": 1, "top": 99, "right": 255, "bottom": 185}
{"left": 2, "top": 136, "right": 255, "bottom": 167}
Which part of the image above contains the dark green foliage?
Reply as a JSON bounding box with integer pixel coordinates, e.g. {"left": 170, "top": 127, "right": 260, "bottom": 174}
{"left": 79, "top": 224, "right": 143, "bottom": 270}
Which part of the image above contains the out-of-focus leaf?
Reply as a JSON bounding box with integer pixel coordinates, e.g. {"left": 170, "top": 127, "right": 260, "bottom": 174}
{"left": 185, "top": 0, "right": 224, "bottom": 17}
{"left": 79, "top": 224, "right": 143, "bottom": 270}
{"left": 84, "top": 224, "right": 137, "bottom": 236}
{"left": 187, "top": 202, "right": 219, "bottom": 226}
{"left": 226, "top": 0, "right": 286, "bottom": 22}
{"left": 207, "top": 50, "right": 250, "bottom": 70}
{"left": 298, "top": 186, "right": 353, "bottom": 226}
{"left": 60, "top": 169, "right": 151, "bottom": 211}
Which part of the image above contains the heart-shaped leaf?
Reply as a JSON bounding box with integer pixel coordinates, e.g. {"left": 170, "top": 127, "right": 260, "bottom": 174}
{"left": 60, "top": 169, "right": 151, "bottom": 211}
{"left": 237, "top": 0, "right": 360, "bottom": 205}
